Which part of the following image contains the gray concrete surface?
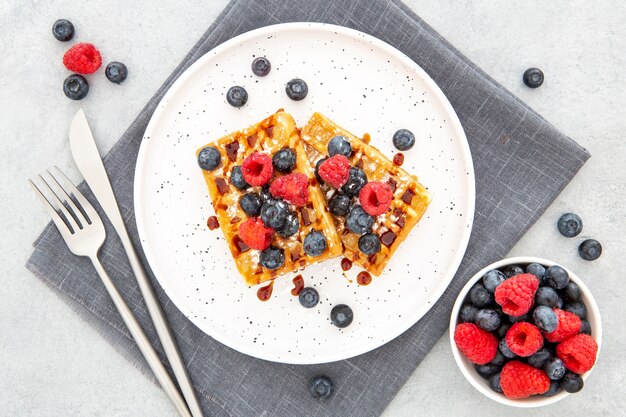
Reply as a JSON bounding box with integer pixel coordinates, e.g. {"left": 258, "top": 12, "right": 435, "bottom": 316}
{"left": 1, "top": 1, "right": 624, "bottom": 416}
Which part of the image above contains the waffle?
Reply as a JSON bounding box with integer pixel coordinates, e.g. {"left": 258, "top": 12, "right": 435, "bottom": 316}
{"left": 196, "top": 111, "right": 343, "bottom": 286}
{"left": 301, "top": 112, "right": 431, "bottom": 276}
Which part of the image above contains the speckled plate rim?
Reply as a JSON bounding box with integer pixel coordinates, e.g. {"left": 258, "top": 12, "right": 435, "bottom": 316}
{"left": 135, "top": 22, "right": 475, "bottom": 364}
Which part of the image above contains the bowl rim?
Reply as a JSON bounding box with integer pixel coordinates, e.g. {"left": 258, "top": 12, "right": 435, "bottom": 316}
{"left": 448, "top": 256, "right": 602, "bottom": 408}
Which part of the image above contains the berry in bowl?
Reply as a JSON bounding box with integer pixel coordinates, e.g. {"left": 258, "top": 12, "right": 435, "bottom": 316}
{"left": 449, "top": 257, "right": 601, "bottom": 407}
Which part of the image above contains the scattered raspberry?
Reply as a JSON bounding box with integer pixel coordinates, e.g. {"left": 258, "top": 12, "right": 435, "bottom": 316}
{"left": 241, "top": 152, "right": 274, "bottom": 186}
{"left": 269, "top": 173, "right": 309, "bottom": 206}
{"left": 557, "top": 334, "right": 598, "bottom": 374}
{"left": 453, "top": 323, "right": 498, "bottom": 365}
{"left": 318, "top": 155, "right": 350, "bottom": 188}
{"left": 494, "top": 273, "right": 539, "bottom": 316}
{"left": 359, "top": 181, "right": 393, "bottom": 216}
{"left": 500, "top": 361, "right": 550, "bottom": 399}
{"left": 238, "top": 218, "right": 274, "bottom": 250}
{"left": 63, "top": 43, "right": 102, "bottom": 74}
{"left": 544, "top": 308, "right": 582, "bottom": 343}
{"left": 505, "top": 322, "right": 543, "bottom": 357}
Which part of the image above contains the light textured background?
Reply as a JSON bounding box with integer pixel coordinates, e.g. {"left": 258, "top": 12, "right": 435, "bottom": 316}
{"left": 1, "top": 1, "right": 624, "bottom": 416}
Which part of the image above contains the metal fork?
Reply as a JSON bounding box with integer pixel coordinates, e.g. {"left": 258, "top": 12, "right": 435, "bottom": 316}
{"left": 30, "top": 168, "right": 192, "bottom": 417}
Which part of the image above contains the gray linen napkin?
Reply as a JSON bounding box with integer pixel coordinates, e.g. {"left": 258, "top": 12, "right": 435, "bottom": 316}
{"left": 27, "top": 0, "right": 590, "bottom": 416}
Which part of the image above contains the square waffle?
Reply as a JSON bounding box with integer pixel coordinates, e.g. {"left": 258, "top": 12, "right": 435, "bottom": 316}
{"left": 301, "top": 112, "right": 431, "bottom": 276}
{"left": 196, "top": 110, "right": 343, "bottom": 286}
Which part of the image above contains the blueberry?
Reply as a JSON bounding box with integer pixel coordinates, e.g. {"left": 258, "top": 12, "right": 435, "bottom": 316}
{"left": 197, "top": 146, "right": 221, "bottom": 171}
{"left": 328, "top": 135, "right": 352, "bottom": 157}
{"left": 330, "top": 304, "right": 353, "bottom": 328}
{"left": 358, "top": 233, "right": 381, "bottom": 255}
{"left": 556, "top": 296, "right": 564, "bottom": 309}
{"left": 482, "top": 269, "right": 506, "bottom": 293}
{"left": 543, "top": 357, "right": 566, "bottom": 380}
{"left": 230, "top": 166, "right": 250, "bottom": 190}
{"left": 272, "top": 148, "right": 297, "bottom": 173}
{"left": 239, "top": 193, "right": 262, "bottom": 217}
{"left": 52, "top": 19, "right": 74, "bottom": 42}
{"left": 277, "top": 211, "right": 299, "bottom": 238}
{"left": 488, "top": 373, "right": 503, "bottom": 394}
{"left": 314, "top": 157, "right": 327, "bottom": 183}
{"left": 303, "top": 230, "right": 327, "bottom": 257}
{"left": 329, "top": 194, "right": 351, "bottom": 217}
{"left": 561, "top": 372, "right": 584, "bottom": 393}
{"left": 496, "top": 323, "right": 510, "bottom": 339}
{"left": 499, "top": 338, "right": 516, "bottom": 359}
{"left": 545, "top": 265, "right": 570, "bottom": 289}
{"left": 341, "top": 167, "right": 368, "bottom": 197}
{"left": 526, "top": 262, "right": 546, "bottom": 283}
{"left": 535, "top": 286, "right": 560, "bottom": 308}
{"left": 580, "top": 320, "right": 591, "bottom": 335}
{"left": 490, "top": 351, "right": 505, "bottom": 366}
{"left": 259, "top": 246, "right": 284, "bottom": 270}
{"left": 563, "top": 282, "right": 581, "bottom": 303}
{"left": 508, "top": 312, "right": 530, "bottom": 323}
{"left": 557, "top": 213, "right": 583, "bottom": 237}
{"left": 475, "top": 308, "right": 501, "bottom": 332}
{"left": 63, "top": 74, "right": 89, "bottom": 100}
{"left": 469, "top": 283, "right": 493, "bottom": 308}
{"left": 260, "top": 199, "right": 288, "bottom": 229}
{"left": 475, "top": 364, "right": 501, "bottom": 379}
{"left": 226, "top": 86, "right": 248, "bottom": 107}
{"left": 105, "top": 62, "right": 128, "bottom": 84}
{"left": 502, "top": 265, "right": 524, "bottom": 278}
{"left": 533, "top": 305, "right": 558, "bottom": 332}
{"left": 285, "top": 78, "right": 308, "bottom": 101}
{"left": 299, "top": 287, "right": 319, "bottom": 308}
{"left": 564, "top": 301, "right": 587, "bottom": 319}
{"left": 543, "top": 380, "right": 562, "bottom": 397}
{"left": 251, "top": 57, "right": 271, "bottom": 77}
{"left": 528, "top": 348, "right": 552, "bottom": 368}
{"left": 309, "top": 376, "right": 333, "bottom": 399}
{"left": 523, "top": 67, "right": 544, "bottom": 88}
{"left": 578, "top": 239, "right": 602, "bottom": 261}
{"left": 346, "top": 205, "right": 374, "bottom": 235}
{"left": 260, "top": 185, "right": 273, "bottom": 204}
{"left": 392, "top": 129, "right": 415, "bottom": 151}
{"left": 460, "top": 303, "right": 479, "bottom": 323}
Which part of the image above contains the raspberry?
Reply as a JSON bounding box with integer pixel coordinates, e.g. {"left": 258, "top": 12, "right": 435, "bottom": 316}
{"left": 242, "top": 152, "right": 274, "bottom": 186}
{"left": 269, "top": 173, "right": 309, "bottom": 206}
{"left": 318, "top": 155, "right": 350, "bottom": 188}
{"left": 359, "top": 181, "right": 393, "bottom": 216}
{"left": 453, "top": 323, "right": 498, "bottom": 365}
{"left": 544, "top": 308, "right": 582, "bottom": 343}
{"left": 505, "top": 322, "right": 543, "bottom": 357}
{"left": 63, "top": 43, "right": 102, "bottom": 74}
{"left": 500, "top": 361, "right": 550, "bottom": 399}
{"left": 238, "top": 218, "right": 274, "bottom": 250}
{"left": 556, "top": 334, "right": 598, "bottom": 374}
{"left": 494, "top": 273, "right": 539, "bottom": 316}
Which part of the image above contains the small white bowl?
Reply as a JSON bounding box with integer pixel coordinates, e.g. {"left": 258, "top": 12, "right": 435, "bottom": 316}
{"left": 449, "top": 256, "right": 602, "bottom": 407}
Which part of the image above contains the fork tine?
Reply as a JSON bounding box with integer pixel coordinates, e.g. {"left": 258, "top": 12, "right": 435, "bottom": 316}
{"left": 53, "top": 166, "right": 100, "bottom": 225}
{"left": 29, "top": 179, "right": 75, "bottom": 236}
{"left": 38, "top": 174, "right": 82, "bottom": 231}
{"left": 47, "top": 169, "right": 91, "bottom": 225}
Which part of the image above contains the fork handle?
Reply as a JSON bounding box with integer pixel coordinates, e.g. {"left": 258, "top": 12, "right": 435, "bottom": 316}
{"left": 90, "top": 256, "right": 192, "bottom": 417}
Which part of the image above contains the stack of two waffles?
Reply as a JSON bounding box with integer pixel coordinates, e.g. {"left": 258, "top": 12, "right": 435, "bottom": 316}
{"left": 197, "top": 110, "right": 430, "bottom": 286}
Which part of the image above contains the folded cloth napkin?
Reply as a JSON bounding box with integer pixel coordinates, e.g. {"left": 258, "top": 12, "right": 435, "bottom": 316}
{"left": 27, "top": 0, "right": 590, "bottom": 415}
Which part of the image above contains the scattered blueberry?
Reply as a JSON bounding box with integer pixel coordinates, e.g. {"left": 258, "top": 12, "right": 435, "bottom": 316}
{"left": 508, "top": 312, "right": 530, "bottom": 323}
{"left": 528, "top": 348, "right": 552, "bottom": 368}
{"left": 251, "top": 57, "right": 271, "bottom": 77}
{"left": 533, "top": 305, "right": 558, "bottom": 332}
{"left": 535, "top": 286, "right": 560, "bottom": 308}
{"left": 239, "top": 193, "right": 262, "bottom": 217}
{"left": 259, "top": 246, "right": 285, "bottom": 270}
{"left": 556, "top": 296, "right": 564, "bottom": 309}
{"left": 545, "top": 265, "right": 570, "bottom": 290}
{"left": 543, "top": 380, "right": 562, "bottom": 397}
{"left": 557, "top": 213, "right": 583, "bottom": 237}
{"left": 482, "top": 269, "right": 506, "bottom": 293}
{"left": 563, "top": 282, "right": 581, "bottom": 303}
{"left": 329, "top": 194, "right": 351, "bottom": 217}
{"left": 285, "top": 78, "right": 308, "bottom": 101}
{"left": 327, "top": 135, "right": 353, "bottom": 157}
{"left": 277, "top": 211, "right": 299, "bottom": 238}
{"left": 63, "top": 74, "right": 89, "bottom": 100}
{"left": 499, "top": 338, "right": 516, "bottom": 359}
{"left": 105, "top": 62, "right": 128, "bottom": 84}
{"left": 299, "top": 287, "right": 319, "bottom": 308}
{"left": 346, "top": 205, "right": 374, "bottom": 235}
{"left": 523, "top": 67, "right": 544, "bottom": 88}
{"left": 475, "top": 308, "right": 501, "bottom": 332}
{"left": 309, "top": 376, "right": 333, "bottom": 399}
{"left": 564, "top": 301, "right": 587, "bottom": 319}
{"left": 303, "top": 230, "right": 327, "bottom": 256}
{"left": 226, "top": 86, "right": 248, "bottom": 107}
{"left": 259, "top": 185, "right": 273, "bottom": 204}
{"left": 496, "top": 323, "right": 510, "bottom": 339}
{"left": 469, "top": 283, "right": 493, "bottom": 308}
{"left": 314, "top": 157, "right": 327, "bottom": 183}
{"left": 490, "top": 351, "right": 505, "bottom": 366}
{"left": 330, "top": 304, "right": 353, "bottom": 328}
{"left": 502, "top": 265, "right": 524, "bottom": 278}
{"left": 392, "top": 129, "right": 415, "bottom": 151}
{"left": 475, "top": 364, "right": 501, "bottom": 379}
{"left": 358, "top": 233, "right": 381, "bottom": 255}
{"left": 341, "top": 167, "right": 368, "bottom": 197}
{"left": 561, "top": 372, "right": 584, "bottom": 393}
{"left": 272, "top": 148, "right": 297, "bottom": 173}
{"left": 52, "top": 19, "right": 74, "bottom": 42}
{"left": 260, "top": 199, "right": 288, "bottom": 229}
{"left": 580, "top": 320, "right": 591, "bottom": 335}
{"left": 543, "top": 357, "right": 566, "bottom": 380}
{"left": 488, "top": 373, "right": 503, "bottom": 393}
{"left": 526, "top": 262, "right": 546, "bottom": 282}
{"left": 578, "top": 239, "right": 602, "bottom": 261}
{"left": 230, "top": 166, "right": 250, "bottom": 190}
{"left": 460, "top": 303, "right": 479, "bottom": 323}
{"left": 197, "top": 146, "right": 221, "bottom": 171}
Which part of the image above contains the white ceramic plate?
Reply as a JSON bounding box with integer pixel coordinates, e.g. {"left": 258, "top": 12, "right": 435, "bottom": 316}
{"left": 135, "top": 23, "right": 475, "bottom": 364}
